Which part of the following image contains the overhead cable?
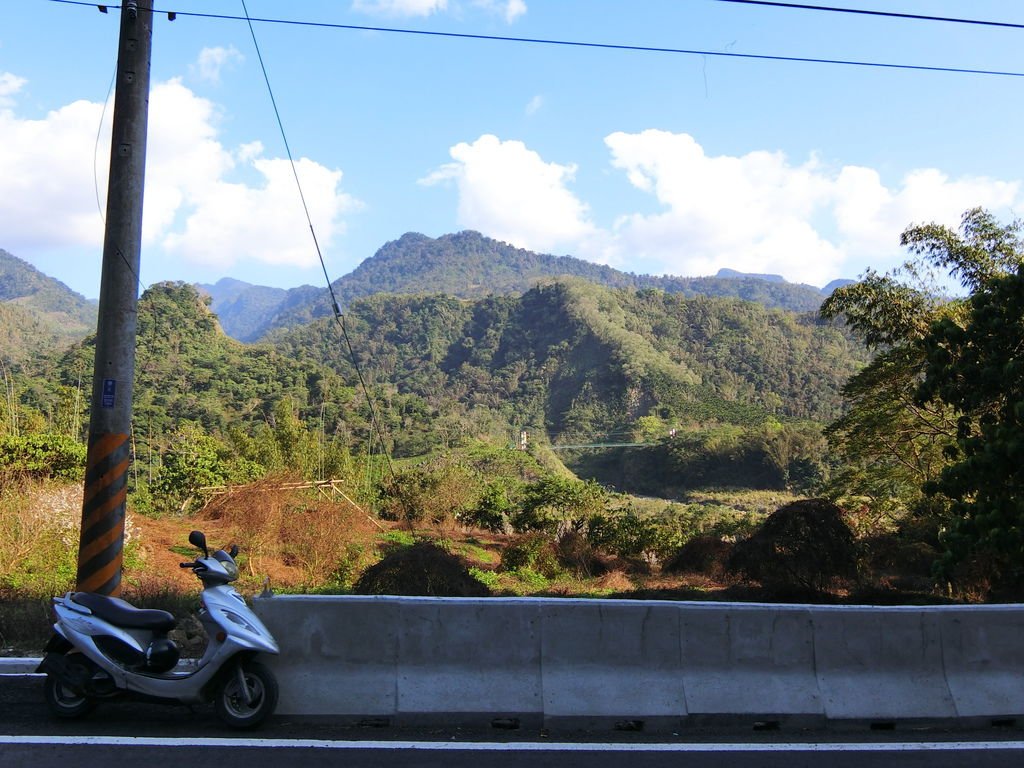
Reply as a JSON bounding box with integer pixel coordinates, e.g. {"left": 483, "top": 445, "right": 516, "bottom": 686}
{"left": 45, "top": 0, "right": 1024, "bottom": 78}
{"left": 713, "top": 0, "right": 1024, "bottom": 31}
{"left": 239, "top": 0, "right": 396, "bottom": 479}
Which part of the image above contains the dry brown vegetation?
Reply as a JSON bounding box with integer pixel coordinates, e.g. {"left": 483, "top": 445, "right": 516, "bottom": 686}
{"left": 0, "top": 476, "right": 990, "bottom": 655}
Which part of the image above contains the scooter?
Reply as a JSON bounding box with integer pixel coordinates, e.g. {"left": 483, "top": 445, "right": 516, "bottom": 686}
{"left": 37, "top": 530, "right": 280, "bottom": 728}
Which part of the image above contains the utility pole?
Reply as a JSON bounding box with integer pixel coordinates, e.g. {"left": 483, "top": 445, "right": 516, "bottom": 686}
{"left": 77, "top": 0, "right": 153, "bottom": 595}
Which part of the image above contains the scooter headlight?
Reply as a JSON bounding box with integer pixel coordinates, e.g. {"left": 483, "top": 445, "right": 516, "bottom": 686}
{"left": 221, "top": 560, "right": 239, "bottom": 581}
{"left": 212, "top": 550, "right": 239, "bottom": 581}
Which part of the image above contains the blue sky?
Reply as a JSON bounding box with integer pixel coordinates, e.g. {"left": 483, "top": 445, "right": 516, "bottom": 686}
{"left": 2, "top": 0, "right": 1023, "bottom": 299}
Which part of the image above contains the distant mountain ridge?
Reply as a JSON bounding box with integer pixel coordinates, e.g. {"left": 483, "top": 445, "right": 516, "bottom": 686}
{"left": 200, "top": 231, "right": 849, "bottom": 342}
{"left": 0, "top": 248, "right": 97, "bottom": 355}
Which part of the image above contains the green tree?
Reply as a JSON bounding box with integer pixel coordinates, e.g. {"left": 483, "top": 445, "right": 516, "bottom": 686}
{"left": 820, "top": 208, "right": 1020, "bottom": 526}
{"left": 515, "top": 475, "right": 608, "bottom": 534}
{"left": 153, "top": 424, "right": 233, "bottom": 513}
{"left": 918, "top": 265, "right": 1024, "bottom": 588}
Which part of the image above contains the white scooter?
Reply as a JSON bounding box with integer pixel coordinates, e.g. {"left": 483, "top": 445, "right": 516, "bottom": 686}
{"left": 37, "top": 530, "right": 280, "bottom": 728}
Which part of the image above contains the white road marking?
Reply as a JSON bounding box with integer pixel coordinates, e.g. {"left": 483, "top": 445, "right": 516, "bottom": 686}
{"left": 0, "top": 736, "right": 1022, "bottom": 752}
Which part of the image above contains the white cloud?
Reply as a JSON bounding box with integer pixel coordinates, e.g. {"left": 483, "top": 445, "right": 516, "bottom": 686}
{"left": 421, "top": 134, "right": 595, "bottom": 254}
{"left": 505, "top": 0, "right": 528, "bottom": 22}
{"left": 424, "top": 129, "right": 1022, "bottom": 285}
{"left": 352, "top": 0, "right": 447, "bottom": 17}
{"left": 473, "top": 0, "right": 527, "bottom": 23}
{"left": 834, "top": 166, "right": 1019, "bottom": 256}
{"left": 353, "top": 0, "right": 523, "bottom": 21}
{"left": 0, "top": 95, "right": 108, "bottom": 250}
{"left": 604, "top": 130, "right": 1021, "bottom": 283}
{"left": 0, "top": 75, "right": 357, "bottom": 271}
{"left": 191, "top": 46, "right": 243, "bottom": 84}
{"left": 163, "top": 154, "right": 356, "bottom": 269}
{"left": 525, "top": 94, "right": 543, "bottom": 116}
{"left": 0, "top": 72, "right": 26, "bottom": 107}
{"left": 605, "top": 130, "right": 842, "bottom": 283}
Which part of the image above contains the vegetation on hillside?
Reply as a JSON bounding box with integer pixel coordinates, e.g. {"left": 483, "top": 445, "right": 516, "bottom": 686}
{"left": 4, "top": 210, "right": 1024, "bottom": 619}
{"left": 0, "top": 248, "right": 95, "bottom": 339}
{"left": 216, "top": 231, "right": 834, "bottom": 339}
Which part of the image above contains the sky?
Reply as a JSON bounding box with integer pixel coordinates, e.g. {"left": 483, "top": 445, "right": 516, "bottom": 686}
{"left": 2, "top": 0, "right": 1024, "bottom": 300}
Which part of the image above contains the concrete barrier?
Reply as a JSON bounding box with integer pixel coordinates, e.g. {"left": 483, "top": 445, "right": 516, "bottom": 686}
{"left": 395, "top": 598, "right": 541, "bottom": 725}
{"left": 257, "top": 595, "right": 400, "bottom": 717}
{"left": 681, "top": 603, "right": 822, "bottom": 724}
{"left": 252, "top": 596, "right": 1024, "bottom": 727}
{"left": 938, "top": 605, "right": 1024, "bottom": 720}
{"left": 540, "top": 600, "right": 684, "bottom": 730}
{"left": 812, "top": 606, "right": 956, "bottom": 722}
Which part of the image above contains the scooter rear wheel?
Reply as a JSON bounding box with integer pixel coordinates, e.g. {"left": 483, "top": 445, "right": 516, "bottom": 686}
{"left": 44, "top": 672, "right": 96, "bottom": 719}
{"left": 215, "top": 660, "right": 278, "bottom": 729}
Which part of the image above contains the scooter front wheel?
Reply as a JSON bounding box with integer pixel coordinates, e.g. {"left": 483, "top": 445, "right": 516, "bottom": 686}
{"left": 44, "top": 673, "right": 96, "bottom": 719}
{"left": 215, "top": 660, "right": 278, "bottom": 729}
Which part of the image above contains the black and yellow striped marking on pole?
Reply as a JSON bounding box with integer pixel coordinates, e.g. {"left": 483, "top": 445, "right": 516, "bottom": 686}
{"left": 77, "top": 432, "right": 131, "bottom": 595}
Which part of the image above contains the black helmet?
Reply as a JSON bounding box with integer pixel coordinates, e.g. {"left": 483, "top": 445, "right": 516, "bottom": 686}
{"left": 145, "top": 637, "right": 180, "bottom": 673}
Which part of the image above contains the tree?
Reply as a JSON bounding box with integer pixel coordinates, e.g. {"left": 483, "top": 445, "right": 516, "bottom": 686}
{"left": 820, "top": 209, "right": 1020, "bottom": 527}
{"left": 153, "top": 424, "right": 233, "bottom": 513}
{"left": 918, "top": 265, "right": 1024, "bottom": 588}
{"left": 514, "top": 475, "right": 608, "bottom": 535}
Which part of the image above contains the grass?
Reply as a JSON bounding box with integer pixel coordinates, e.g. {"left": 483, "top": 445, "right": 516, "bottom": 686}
{"left": 0, "top": 479, "right": 992, "bottom": 655}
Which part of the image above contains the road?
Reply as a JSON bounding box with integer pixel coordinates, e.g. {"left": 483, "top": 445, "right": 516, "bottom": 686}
{"left": 3, "top": 675, "right": 1024, "bottom": 767}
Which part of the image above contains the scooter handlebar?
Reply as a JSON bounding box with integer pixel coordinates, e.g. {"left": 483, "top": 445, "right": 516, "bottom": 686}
{"left": 179, "top": 561, "right": 198, "bottom": 568}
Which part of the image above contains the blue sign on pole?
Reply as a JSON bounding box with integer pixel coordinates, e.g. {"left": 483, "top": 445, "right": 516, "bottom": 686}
{"left": 101, "top": 379, "right": 117, "bottom": 408}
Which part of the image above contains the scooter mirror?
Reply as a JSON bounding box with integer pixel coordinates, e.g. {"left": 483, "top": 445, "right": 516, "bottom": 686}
{"left": 228, "top": 544, "right": 239, "bottom": 559}
{"left": 189, "top": 530, "right": 208, "bottom": 556}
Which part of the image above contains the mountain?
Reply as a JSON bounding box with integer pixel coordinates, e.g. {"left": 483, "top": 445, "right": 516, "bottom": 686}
{"left": 14, "top": 277, "right": 867, "bottom": 494}
{"left": 0, "top": 249, "right": 97, "bottom": 371}
{"left": 715, "top": 268, "right": 786, "bottom": 283}
{"left": 214, "top": 232, "right": 846, "bottom": 341}
{"left": 0, "top": 249, "right": 96, "bottom": 345}
{"left": 44, "top": 281, "right": 351, "bottom": 443}
{"left": 196, "top": 278, "right": 322, "bottom": 343}
{"left": 269, "top": 278, "right": 869, "bottom": 454}
{"left": 822, "top": 278, "right": 857, "bottom": 294}
{"left": 0, "top": 302, "right": 67, "bottom": 368}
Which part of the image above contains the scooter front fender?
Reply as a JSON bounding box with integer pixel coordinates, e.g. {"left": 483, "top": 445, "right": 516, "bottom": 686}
{"left": 202, "top": 586, "right": 280, "bottom": 656}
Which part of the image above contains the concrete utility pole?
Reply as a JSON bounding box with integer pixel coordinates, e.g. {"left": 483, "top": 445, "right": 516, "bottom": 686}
{"left": 77, "top": 0, "right": 153, "bottom": 595}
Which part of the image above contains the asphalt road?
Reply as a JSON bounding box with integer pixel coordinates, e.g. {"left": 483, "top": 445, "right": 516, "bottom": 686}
{"left": 3, "top": 675, "right": 1024, "bottom": 768}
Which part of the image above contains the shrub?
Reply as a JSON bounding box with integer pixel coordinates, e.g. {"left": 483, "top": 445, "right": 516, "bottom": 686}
{"left": 554, "top": 530, "right": 610, "bottom": 578}
{"left": 513, "top": 476, "right": 607, "bottom": 534}
{"left": 0, "top": 434, "right": 86, "bottom": 482}
{"left": 378, "top": 462, "right": 480, "bottom": 528}
{"left": 728, "top": 498, "right": 857, "bottom": 593}
{"left": 460, "top": 482, "right": 515, "bottom": 532}
{"left": 663, "top": 536, "right": 733, "bottom": 577}
{"left": 354, "top": 542, "right": 490, "bottom": 597}
{"left": 500, "top": 531, "right": 561, "bottom": 577}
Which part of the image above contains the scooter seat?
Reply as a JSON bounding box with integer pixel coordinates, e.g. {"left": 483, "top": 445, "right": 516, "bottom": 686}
{"left": 71, "top": 592, "right": 177, "bottom": 632}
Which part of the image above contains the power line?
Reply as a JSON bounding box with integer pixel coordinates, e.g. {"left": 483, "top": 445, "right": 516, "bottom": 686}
{"left": 713, "top": 0, "right": 1024, "bottom": 31}
{"left": 238, "top": 0, "right": 396, "bottom": 480}
{"left": 45, "top": 0, "right": 1024, "bottom": 78}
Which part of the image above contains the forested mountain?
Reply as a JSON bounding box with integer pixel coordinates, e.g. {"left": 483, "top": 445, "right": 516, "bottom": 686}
{"left": 208, "top": 231, "right": 841, "bottom": 340}
{"left": 0, "top": 249, "right": 96, "bottom": 351}
{"left": 41, "top": 283, "right": 349, "bottom": 438}
{"left": 0, "top": 302, "right": 67, "bottom": 367}
{"left": 269, "top": 279, "right": 867, "bottom": 451}
{"left": 197, "top": 278, "right": 321, "bottom": 342}
{"left": 7, "top": 276, "right": 867, "bottom": 497}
